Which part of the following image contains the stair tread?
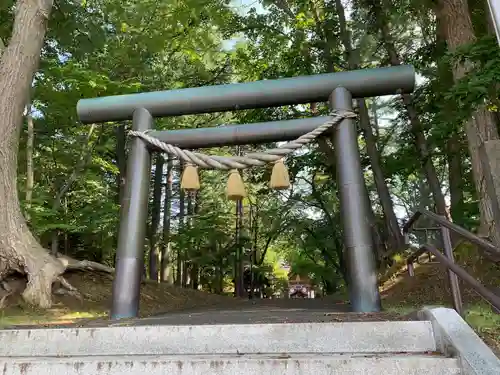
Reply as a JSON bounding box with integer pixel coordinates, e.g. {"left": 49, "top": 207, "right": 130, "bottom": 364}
{"left": 0, "top": 321, "right": 437, "bottom": 356}
{"left": 0, "top": 353, "right": 462, "bottom": 375}
{"left": 0, "top": 352, "right": 452, "bottom": 360}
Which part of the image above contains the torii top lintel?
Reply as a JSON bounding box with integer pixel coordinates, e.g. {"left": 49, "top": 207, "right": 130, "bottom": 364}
{"left": 76, "top": 65, "right": 415, "bottom": 124}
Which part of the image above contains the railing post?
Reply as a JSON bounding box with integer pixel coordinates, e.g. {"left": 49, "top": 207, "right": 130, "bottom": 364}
{"left": 111, "top": 108, "right": 153, "bottom": 320}
{"left": 404, "top": 232, "right": 410, "bottom": 245}
{"left": 407, "top": 262, "right": 415, "bottom": 277}
{"left": 440, "top": 223, "right": 464, "bottom": 315}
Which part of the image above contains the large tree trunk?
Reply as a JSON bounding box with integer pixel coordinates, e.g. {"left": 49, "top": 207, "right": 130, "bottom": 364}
{"left": 160, "top": 157, "right": 174, "bottom": 283}
{"left": 25, "top": 108, "right": 34, "bottom": 222}
{"left": 373, "top": 0, "right": 449, "bottom": 219}
{"left": 435, "top": 0, "right": 500, "bottom": 245}
{"left": 436, "top": 14, "right": 466, "bottom": 225}
{"left": 0, "top": 0, "right": 65, "bottom": 308}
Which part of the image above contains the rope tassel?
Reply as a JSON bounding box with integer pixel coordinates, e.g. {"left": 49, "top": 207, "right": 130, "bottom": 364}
{"left": 181, "top": 163, "right": 200, "bottom": 191}
{"left": 226, "top": 169, "right": 246, "bottom": 201}
{"left": 270, "top": 159, "right": 290, "bottom": 190}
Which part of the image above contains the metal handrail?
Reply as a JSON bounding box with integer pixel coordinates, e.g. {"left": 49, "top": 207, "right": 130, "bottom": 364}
{"left": 402, "top": 209, "right": 500, "bottom": 257}
{"left": 403, "top": 209, "right": 500, "bottom": 314}
{"left": 408, "top": 244, "right": 500, "bottom": 313}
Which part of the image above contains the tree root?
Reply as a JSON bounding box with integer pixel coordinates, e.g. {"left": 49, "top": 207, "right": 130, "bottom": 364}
{"left": 0, "top": 238, "right": 114, "bottom": 309}
{"left": 22, "top": 256, "right": 65, "bottom": 309}
{"left": 0, "top": 291, "right": 13, "bottom": 309}
{"left": 0, "top": 280, "right": 15, "bottom": 309}
{"left": 53, "top": 276, "right": 83, "bottom": 301}
{"left": 56, "top": 254, "right": 114, "bottom": 274}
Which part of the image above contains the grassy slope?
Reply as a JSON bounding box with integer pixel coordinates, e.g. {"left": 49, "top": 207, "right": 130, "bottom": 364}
{"left": 380, "top": 242, "right": 500, "bottom": 354}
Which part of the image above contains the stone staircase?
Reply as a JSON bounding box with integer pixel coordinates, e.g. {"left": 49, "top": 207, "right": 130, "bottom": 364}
{"left": 0, "top": 307, "right": 498, "bottom": 374}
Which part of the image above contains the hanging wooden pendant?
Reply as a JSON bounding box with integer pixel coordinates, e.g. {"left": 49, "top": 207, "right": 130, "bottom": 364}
{"left": 270, "top": 159, "right": 290, "bottom": 190}
{"left": 226, "top": 169, "right": 246, "bottom": 200}
{"left": 180, "top": 163, "right": 200, "bottom": 191}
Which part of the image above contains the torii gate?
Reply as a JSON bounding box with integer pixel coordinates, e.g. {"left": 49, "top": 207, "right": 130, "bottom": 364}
{"left": 76, "top": 65, "right": 415, "bottom": 320}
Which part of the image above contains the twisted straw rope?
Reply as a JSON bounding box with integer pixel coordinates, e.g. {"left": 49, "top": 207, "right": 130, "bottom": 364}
{"left": 128, "top": 110, "right": 356, "bottom": 170}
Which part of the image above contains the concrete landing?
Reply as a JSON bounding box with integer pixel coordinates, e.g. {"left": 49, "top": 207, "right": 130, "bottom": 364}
{"left": 2, "top": 299, "right": 410, "bottom": 329}
{"left": 124, "top": 305, "right": 409, "bottom": 326}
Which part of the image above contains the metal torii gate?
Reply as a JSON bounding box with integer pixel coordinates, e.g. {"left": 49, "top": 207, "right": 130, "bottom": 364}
{"left": 76, "top": 65, "right": 415, "bottom": 320}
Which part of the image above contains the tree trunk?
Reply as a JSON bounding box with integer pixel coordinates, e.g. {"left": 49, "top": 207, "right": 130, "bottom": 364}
{"left": 0, "top": 0, "right": 65, "bottom": 308}
{"left": 447, "top": 135, "right": 465, "bottom": 223}
{"left": 160, "top": 157, "right": 173, "bottom": 283}
{"left": 436, "top": 0, "right": 500, "bottom": 244}
{"left": 176, "top": 162, "right": 185, "bottom": 286}
{"left": 112, "top": 124, "right": 127, "bottom": 266}
{"left": 50, "top": 124, "right": 96, "bottom": 255}
{"left": 371, "top": 99, "right": 381, "bottom": 140}
{"left": 311, "top": 0, "right": 394, "bottom": 257}
{"left": 190, "top": 265, "right": 199, "bottom": 290}
{"left": 115, "top": 124, "right": 127, "bottom": 207}
{"left": 374, "top": 0, "right": 449, "bottom": 219}
{"left": 215, "top": 249, "right": 223, "bottom": 295}
{"left": 436, "top": 13, "right": 466, "bottom": 225}
{"left": 189, "top": 191, "right": 200, "bottom": 290}
{"left": 335, "top": 0, "right": 403, "bottom": 256}
{"left": 182, "top": 191, "right": 193, "bottom": 288}
{"left": 334, "top": 0, "right": 403, "bottom": 252}
{"left": 25, "top": 108, "right": 34, "bottom": 222}
{"left": 235, "top": 198, "right": 245, "bottom": 297}
{"left": 148, "top": 154, "right": 163, "bottom": 281}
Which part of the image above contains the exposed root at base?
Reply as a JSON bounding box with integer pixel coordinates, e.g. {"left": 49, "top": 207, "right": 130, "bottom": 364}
{"left": 0, "top": 262, "right": 111, "bottom": 309}
{"left": 0, "top": 290, "right": 13, "bottom": 309}
{"left": 54, "top": 276, "right": 83, "bottom": 301}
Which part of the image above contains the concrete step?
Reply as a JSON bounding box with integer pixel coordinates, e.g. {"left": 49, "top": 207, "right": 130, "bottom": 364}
{"left": 0, "top": 353, "right": 461, "bottom": 375}
{"left": 0, "top": 321, "right": 437, "bottom": 357}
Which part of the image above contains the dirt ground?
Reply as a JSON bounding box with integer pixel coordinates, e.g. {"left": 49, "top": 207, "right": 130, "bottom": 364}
{"left": 0, "top": 270, "right": 245, "bottom": 327}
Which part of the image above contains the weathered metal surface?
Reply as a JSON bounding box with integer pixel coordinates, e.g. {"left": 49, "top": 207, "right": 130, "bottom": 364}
{"left": 111, "top": 108, "right": 152, "bottom": 320}
{"left": 77, "top": 65, "right": 415, "bottom": 123}
{"left": 147, "top": 116, "right": 330, "bottom": 149}
{"left": 330, "top": 87, "right": 381, "bottom": 312}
